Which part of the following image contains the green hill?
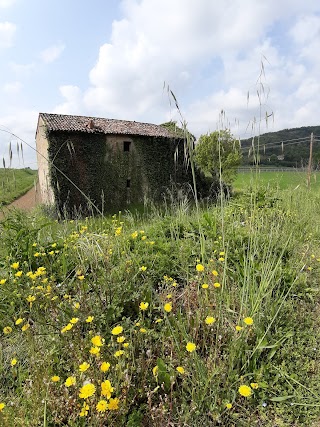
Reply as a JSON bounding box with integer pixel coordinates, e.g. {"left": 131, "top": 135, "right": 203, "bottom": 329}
{"left": 241, "top": 125, "right": 320, "bottom": 167}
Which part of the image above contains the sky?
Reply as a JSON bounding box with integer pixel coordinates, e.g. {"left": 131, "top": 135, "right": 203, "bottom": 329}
{"left": 0, "top": 0, "right": 320, "bottom": 167}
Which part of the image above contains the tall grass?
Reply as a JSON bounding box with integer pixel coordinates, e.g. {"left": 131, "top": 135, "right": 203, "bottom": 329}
{"left": 0, "top": 182, "right": 320, "bottom": 425}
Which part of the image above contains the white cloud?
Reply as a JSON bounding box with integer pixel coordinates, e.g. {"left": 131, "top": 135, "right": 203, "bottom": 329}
{"left": 10, "top": 62, "right": 36, "bottom": 76}
{"left": 40, "top": 43, "right": 65, "bottom": 64}
{"left": 0, "top": 0, "right": 16, "bottom": 8}
{"left": 0, "top": 21, "right": 16, "bottom": 48}
{"left": 3, "top": 81, "right": 22, "bottom": 94}
{"left": 53, "top": 0, "right": 320, "bottom": 141}
{"left": 53, "top": 85, "right": 83, "bottom": 115}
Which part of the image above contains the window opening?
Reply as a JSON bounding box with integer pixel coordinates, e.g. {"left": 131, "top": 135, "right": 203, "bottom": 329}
{"left": 124, "top": 141, "right": 131, "bottom": 152}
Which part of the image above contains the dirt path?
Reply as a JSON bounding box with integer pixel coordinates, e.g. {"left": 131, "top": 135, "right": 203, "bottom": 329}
{"left": 0, "top": 184, "right": 42, "bottom": 219}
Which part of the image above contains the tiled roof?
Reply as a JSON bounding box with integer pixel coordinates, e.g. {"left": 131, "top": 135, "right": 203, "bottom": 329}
{"left": 39, "top": 113, "right": 180, "bottom": 139}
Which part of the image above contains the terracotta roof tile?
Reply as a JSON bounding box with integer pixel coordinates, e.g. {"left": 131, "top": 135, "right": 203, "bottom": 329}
{"left": 39, "top": 113, "right": 180, "bottom": 139}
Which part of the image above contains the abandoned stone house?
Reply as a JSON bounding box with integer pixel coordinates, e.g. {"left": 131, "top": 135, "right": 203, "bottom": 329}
{"left": 35, "top": 113, "right": 193, "bottom": 215}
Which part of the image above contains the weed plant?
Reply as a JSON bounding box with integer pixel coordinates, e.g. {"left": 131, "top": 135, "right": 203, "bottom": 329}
{"left": 0, "top": 181, "right": 320, "bottom": 426}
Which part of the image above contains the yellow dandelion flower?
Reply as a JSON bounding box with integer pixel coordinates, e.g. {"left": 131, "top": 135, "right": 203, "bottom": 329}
{"left": 91, "top": 335, "right": 104, "bottom": 347}
{"left": 115, "top": 226, "right": 122, "bottom": 236}
{"left": 96, "top": 399, "right": 108, "bottom": 413}
{"left": 77, "top": 275, "right": 85, "bottom": 281}
{"left": 15, "top": 318, "right": 24, "bottom": 325}
{"left": 100, "top": 362, "right": 110, "bottom": 372}
{"left": 141, "top": 235, "right": 147, "bottom": 241}
{"left": 123, "top": 342, "right": 129, "bottom": 348}
{"left": 205, "top": 316, "right": 216, "bottom": 325}
{"left": 250, "top": 382, "right": 259, "bottom": 389}
{"left": 111, "top": 325, "right": 123, "bottom": 335}
{"left": 235, "top": 325, "right": 243, "bottom": 331}
{"left": 155, "top": 318, "right": 163, "bottom": 323}
{"left": 86, "top": 316, "right": 94, "bottom": 323}
{"left": 131, "top": 231, "right": 138, "bottom": 239}
{"left": 79, "top": 383, "right": 96, "bottom": 399}
{"left": 186, "top": 342, "right": 196, "bottom": 353}
{"left": 139, "top": 301, "right": 149, "bottom": 311}
{"left": 152, "top": 366, "right": 158, "bottom": 377}
{"left": 202, "top": 283, "right": 209, "bottom": 289}
{"left": 213, "top": 282, "right": 221, "bottom": 288}
{"left": 73, "top": 302, "right": 80, "bottom": 309}
{"left": 196, "top": 264, "right": 204, "bottom": 272}
{"left": 176, "top": 366, "right": 185, "bottom": 374}
{"left": 51, "top": 375, "right": 60, "bottom": 382}
{"left": 101, "top": 380, "right": 114, "bottom": 399}
{"left": 0, "top": 403, "right": 6, "bottom": 412}
{"left": 3, "top": 326, "right": 12, "bottom": 334}
{"left": 11, "top": 262, "right": 19, "bottom": 270}
{"left": 114, "top": 350, "right": 124, "bottom": 357}
{"left": 21, "top": 323, "right": 30, "bottom": 332}
{"left": 226, "top": 403, "right": 232, "bottom": 409}
{"left": 117, "top": 336, "right": 125, "bottom": 343}
{"left": 238, "top": 384, "right": 252, "bottom": 397}
{"left": 65, "top": 376, "right": 76, "bottom": 387}
{"left": 139, "top": 328, "right": 147, "bottom": 333}
{"left": 61, "top": 323, "right": 73, "bottom": 333}
{"left": 139, "top": 266, "right": 147, "bottom": 272}
{"left": 89, "top": 346, "right": 100, "bottom": 355}
{"left": 244, "top": 317, "right": 254, "bottom": 326}
{"left": 80, "top": 402, "right": 89, "bottom": 417}
{"left": 79, "top": 362, "right": 90, "bottom": 372}
{"left": 15, "top": 271, "right": 23, "bottom": 277}
{"left": 26, "top": 295, "right": 36, "bottom": 303}
{"left": 70, "top": 317, "right": 79, "bottom": 324}
{"left": 107, "top": 397, "right": 120, "bottom": 411}
{"left": 0, "top": 279, "right": 6, "bottom": 285}
{"left": 212, "top": 270, "right": 218, "bottom": 276}
{"left": 11, "top": 358, "right": 17, "bottom": 366}
{"left": 164, "top": 303, "right": 172, "bottom": 313}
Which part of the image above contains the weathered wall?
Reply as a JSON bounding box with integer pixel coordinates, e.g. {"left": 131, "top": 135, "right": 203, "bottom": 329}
{"left": 46, "top": 131, "right": 187, "bottom": 216}
{"left": 35, "top": 116, "right": 55, "bottom": 205}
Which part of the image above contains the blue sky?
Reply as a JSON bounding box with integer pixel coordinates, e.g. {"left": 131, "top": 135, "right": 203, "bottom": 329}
{"left": 1, "top": 0, "right": 320, "bottom": 167}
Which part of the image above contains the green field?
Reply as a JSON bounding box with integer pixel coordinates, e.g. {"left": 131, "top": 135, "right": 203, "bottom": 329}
{"left": 234, "top": 169, "right": 319, "bottom": 192}
{"left": 0, "top": 168, "right": 38, "bottom": 206}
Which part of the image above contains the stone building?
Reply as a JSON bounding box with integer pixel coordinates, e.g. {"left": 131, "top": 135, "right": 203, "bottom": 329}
{"left": 35, "top": 113, "right": 191, "bottom": 216}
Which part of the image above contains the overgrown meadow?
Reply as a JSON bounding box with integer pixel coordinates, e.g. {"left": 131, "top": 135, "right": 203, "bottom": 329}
{"left": 1, "top": 179, "right": 320, "bottom": 426}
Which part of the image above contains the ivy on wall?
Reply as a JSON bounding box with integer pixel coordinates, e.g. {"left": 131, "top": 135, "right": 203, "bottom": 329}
{"left": 46, "top": 131, "right": 203, "bottom": 217}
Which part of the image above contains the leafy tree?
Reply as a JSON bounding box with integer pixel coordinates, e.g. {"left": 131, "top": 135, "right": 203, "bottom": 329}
{"left": 194, "top": 130, "right": 241, "bottom": 185}
{"left": 160, "top": 121, "right": 195, "bottom": 142}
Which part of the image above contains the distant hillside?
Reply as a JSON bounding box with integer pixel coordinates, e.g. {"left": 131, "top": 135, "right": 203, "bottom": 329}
{"left": 241, "top": 125, "right": 320, "bottom": 168}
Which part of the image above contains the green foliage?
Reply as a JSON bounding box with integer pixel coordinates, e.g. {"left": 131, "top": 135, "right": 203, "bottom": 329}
{"left": 160, "top": 120, "right": 196, "bottom": 142}
{"left": 195, "top": 130, "right": 242, "bottom": 184}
